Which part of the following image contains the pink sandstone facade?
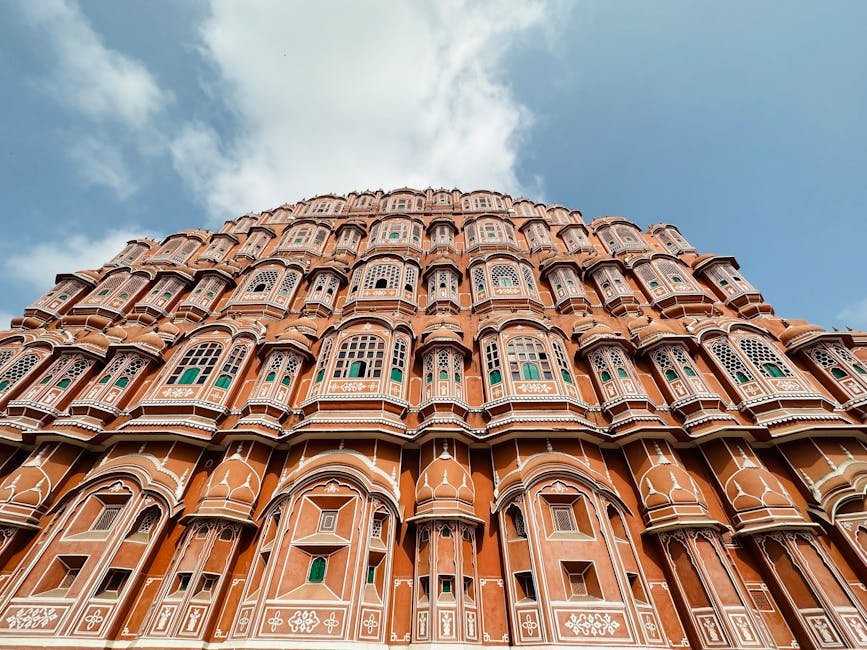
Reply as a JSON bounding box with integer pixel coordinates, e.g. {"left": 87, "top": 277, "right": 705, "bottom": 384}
{"left": 0, "top": 187, "right": 862, "bottom": 649}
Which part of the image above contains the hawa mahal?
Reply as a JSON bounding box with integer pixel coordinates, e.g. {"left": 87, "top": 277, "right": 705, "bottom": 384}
{"left": 0, "top": 188, "right": 862, "bottom": 649}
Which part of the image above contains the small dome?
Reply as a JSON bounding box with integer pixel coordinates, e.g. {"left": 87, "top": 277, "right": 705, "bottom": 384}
{"left": 727, "top": 466, "right": 794, "bottom": 511}
{"left": 779, "top": 322, "right": 824, "bottom": 347}
{"left": 414, "top": 445, "right": 475, "bottom": 520}
{"left": 330, "top": 252, "right": 354, "bottom": 267}
{"left": 105, "top": 325, "right": 130, "bottom": 341}
{"left": 274, "top": 327, "right": 311, "bottom": 348}
{"left": 290, "top": 317, "right": 319, "bottom": 337}
{"left": 132, "top": 329, "right": 166, "bottom": 352}
{"left": 642, "top": 464, "right": 703, "bottom": 508}
{"left": 578, "top": 322, "right": 620, "bottom": 347}
{"left": 691, "top": 253, "right": 718, "bottom": 269}
{"left": 5, "top": 465, "right": 49, "bottom": 507}
{"left": 424, "top": 315, "right": 461, "bottom": 332}
{"left": 201, "top": 451, "right": 257, "bottom": 506}
{"left": 77, "top": 329, "right": 110, "bottom": 351}
{"left": 155, "top": 321, "right": 181, "bottom": 338}
{"left": 75, "top": 269, "right": 101, "bottom": 281}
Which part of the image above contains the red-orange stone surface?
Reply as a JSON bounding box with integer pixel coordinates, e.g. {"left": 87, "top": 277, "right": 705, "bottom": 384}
{"left": 0, "top": 188, "right": 863, "bottom": 649}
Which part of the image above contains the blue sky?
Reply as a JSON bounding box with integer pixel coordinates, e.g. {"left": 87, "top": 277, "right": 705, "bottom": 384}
{"left": 1, "top": 0, "right": 866, "bottom": 330}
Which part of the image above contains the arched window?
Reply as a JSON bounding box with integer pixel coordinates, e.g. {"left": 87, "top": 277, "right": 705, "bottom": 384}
{"left": 710, "top": 340, "right": 756, "bottom": 385}
{"left": 590, "top": 345, "right": 643, "bottom": 399}
{"left": 390, "top": 337, "right": 408, "bottom": 382}
{"left": 738, "top": 338, "right": 793, "bottom": 378}
{"left": 0, "top": 350, "right": 14, "bottom": 371}
{"left": 510, "top": 506, "right": 527, "bottom": 538}
{"left": 364, "top": 264, "right": 400, "bottom": 290}
{"left": 182, "top": 275, "right": 226, "bottom": 312}
{"left": 246, "top": 270, "right": 278, "bottom": 293}
{"left": 310, "top": 273, "right": 339, "bottom": 302}
{"left": 507, "top": 337, "right": 553, "bottom": 382}
{"left": 0, "top": 353, "right": 41, "bottom": 392}
{"left": 214, "top": 344, "right": 248, "bottom": 389}
{"left": 333, "top": 335, "right": 385, "bottom": 379}
{"left": 308, "top": 557, "right": 326, "bottom": 582}
{"left": 17, "top": 353, "right": 93, "bottom": 408}
{"left": 473, "top": 267, "right": 487, "bottom": 294}
{"left": 808, "top": 342, "right": 867, "bottom": 394}
{"left": 491, "top": 264, "right": 519, "bottom": 288}
{"left": 314, "top": 337, "right": 333, "bottom": 384}
{"left": 88, "top": 353, "right": 147, "bottom": 397}
{"left": 651, "top": 344, "right": 711, "bottom": 399}
{"left": 427, "top": 268, "right": 459, "bottom": 304}
{"left": 167, "top": 342, "right": 223, "bottom": 386}
{"left": 335, "top": 226, "right": 361, "bottom": 253}
{"left": 484, "top": 339, "right": 502, "bottom": 386}
{"left": 552, "top": 339, "right": 574, "bottom": 384}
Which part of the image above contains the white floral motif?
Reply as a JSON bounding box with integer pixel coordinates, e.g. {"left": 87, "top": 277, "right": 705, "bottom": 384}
{"left": 362, "top": 612, "right": 378, "bottom": 634}
{"left": 521, "top": 613, "right": 539, "bottom": 636}
{"left": 339, "top": 381, "right": 377, "bottom": 392}
{"left": 517, "top": 382, "right": 552, "bottom": 394}
{"left": 322, "top": 611, "right": 339, "bottom": 634}
{"left": 266, "top": 611, "right": 283, "bottom": 632}
{"left": 287, "top": 610, "right": 319, "bottom": 633}
{"left": 564, "top": 612, "right": 621, "bottom": 637}
{"left": 440, "top": 610, "right": 454, "bottom": 637}
{"left": 84, "top": 608, "right": 105, "bottom": 631}
{"left": 161, "top": 386, "right": 195, "bottom": 398}
{"left": 5, "top": 607, "right": 58, "bottom": 630}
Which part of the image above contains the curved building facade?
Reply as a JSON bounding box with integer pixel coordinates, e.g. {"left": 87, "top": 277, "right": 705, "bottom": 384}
{"left": 0, "top": 187, "right": 863, "bottom": 649}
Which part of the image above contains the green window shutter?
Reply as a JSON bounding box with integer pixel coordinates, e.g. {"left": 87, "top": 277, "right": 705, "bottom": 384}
{"left": 600, "top": 371, "right": 612, "bottom": 382}
{"left": 763, "top": 363, "right": 784, "bottom": 378}
{"left": 265, "top": 371, "right": 276, "bottom": 382}
{"left": 390, "top": 367, "right": 403, "bottom": 382}
{"left": 366, "top": 566, "right": 376, "bottom": 584}
{"left": 114, "top": 376, "right": 129, "bottom": 388}
{"left": 349, "top": 361, "right": 365, "bottom": 378}
{"left": 57, "top": 378, "right": 71, "bottom": 389}
{"left": 684, "top": 366, "right": 696, "bottom": 377}
{"left": 439, "top": 370, "right": 448, "bottom": 380}
{"left": 99, "top": 374, "right": 111, "bottom": 384}
{"left": 316, "top": 369, "right": 325, "bottom": 383}
{"left": 489, "top": 369, "right": 502, "bottom": 385}
{"left": 281, "top": 375, "right": 292, "bottom": 386}
{"left": 215, "top": 374, "right": 232, "bottom": 389}
{"left": 616, "top": 367, "right": 628, "bottom": 378}
{"left": 831, "top": 368, "right": 847, "bottom": 379}
{"left": 308, "top": 557, "right": 326, "bottom": 583}
{"left": 178, "top": 367, "right": 200, "bottom": 385}
{"left": 665, "top": 369, "right": 678, "bottom": 381}
{"left": 0, "top": 381, "right": 8, "bottom": 391}
{"left": 735, "top": 371, "right": 749, "bottom": 384}
{"left": 522, "top": 363, "right": 540, "bottom": 380}
{"left": 561, "top": 370, "right": 573, "bottom": 384}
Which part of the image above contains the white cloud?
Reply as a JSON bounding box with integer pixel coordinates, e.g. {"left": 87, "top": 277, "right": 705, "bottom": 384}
{"left": 3, "top": 229, "right": 159, "bottom": 294}
{"left": 173, "top": 0, "right": 554, "bottom": 218}
{"left": 837, "top": 297, "right": 867, "bottom": 330}
{"left": 67, "top": 136, "right": 139, "bottom": 199}
{"left": 18, "top": 0, "right": 170, "bottom": 129}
